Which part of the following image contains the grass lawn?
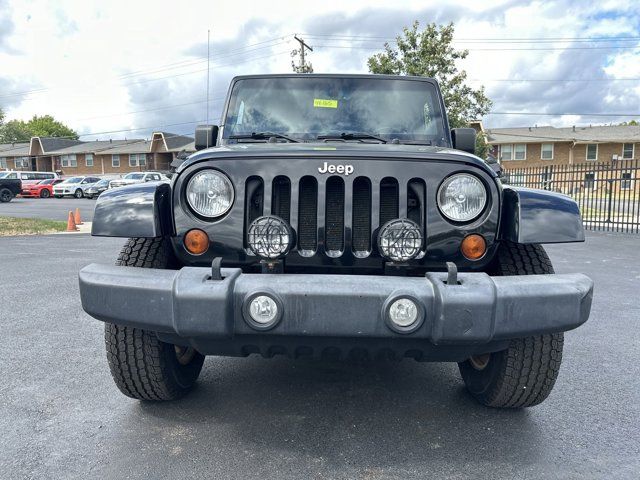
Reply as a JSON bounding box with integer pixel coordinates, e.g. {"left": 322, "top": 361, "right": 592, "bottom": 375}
{"left": 0, "top": 216, "right": 68, "bottom": 236}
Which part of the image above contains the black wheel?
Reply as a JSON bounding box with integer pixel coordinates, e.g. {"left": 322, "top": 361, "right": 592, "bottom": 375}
{"left": 104, "top": 238, "right": 204, "bottom": 401}
{"left": 74, "top": 188, "right": 83, "bottom": 199}
{"left": 0, "top": 188, "right": 12, "bottom": 203}
{"left": 40, "top": 189, "right": 51, "bottom": 198}
{"left": 458, "top": 241, "right": 564, "bottom": 408}
{"left": 85, "top": 195, "right": 93, "bottom": 199}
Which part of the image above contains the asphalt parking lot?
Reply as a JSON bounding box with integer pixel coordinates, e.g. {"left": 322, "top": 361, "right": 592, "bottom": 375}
{"left": 0, "top": 197, "right": 96, "bottom": 222}
{"left": 1, "top": 231, "right": 638, "bottom": 480}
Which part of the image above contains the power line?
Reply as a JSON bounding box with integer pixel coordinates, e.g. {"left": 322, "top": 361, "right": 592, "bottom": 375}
{"left": 487, "top": 112, "right": 640, "bottom": 116}
{"left": 313, "top": 43, "right": 640, "bottom": 51}
{"left": 0, "top": 50, "right": 291, "bottom": 101}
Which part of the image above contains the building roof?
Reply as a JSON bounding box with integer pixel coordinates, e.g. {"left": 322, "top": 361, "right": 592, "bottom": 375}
{"left": 0, "top": 143, "right": 30, "bottom": 155}
{"left": 30, "top": 137, "right": 84, "bottom": 155}
{"left": 46, "top": 139, "right": 143, "bottom": 155}
{"left": 97, "top": 140, "right": 152, "bottom": 155}
{"left": 487, "top": 125, "right": 640, "bottom": 145}
{"left": 151, "top": 132, "right": 195, "bottom": 152}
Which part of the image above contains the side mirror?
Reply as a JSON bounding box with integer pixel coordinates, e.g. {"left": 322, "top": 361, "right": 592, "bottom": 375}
{"left": 451, "top": 128, "right": 476, "bottom": 154}
{"left": 195, "top": 125, "right": 219, "bottom": 150}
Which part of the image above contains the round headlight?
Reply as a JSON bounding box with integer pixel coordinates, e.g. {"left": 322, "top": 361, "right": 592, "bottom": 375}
{"left": 247, "top": 215, "right": 293, "bottom": 259}
{"left": 437, "top": 174, "right": 487, "bottom": 222}
{"left": 377, "top": 219, "right": 423, "bottom": 262}
{"left": 186, "top": 170, "right": 234, "bottom": 218}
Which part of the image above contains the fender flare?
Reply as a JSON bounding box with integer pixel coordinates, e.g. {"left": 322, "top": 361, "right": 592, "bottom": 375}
{"left": 91, "top": 182, "right": 173, "bottom": 238}
{"left": 500, "top": 185, "right": 585, "bottom": 244}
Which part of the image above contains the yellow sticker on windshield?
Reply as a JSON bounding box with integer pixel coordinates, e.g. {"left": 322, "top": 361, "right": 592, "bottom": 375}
{"left": 313, "top": 98, "right": 338, "bottom": 109}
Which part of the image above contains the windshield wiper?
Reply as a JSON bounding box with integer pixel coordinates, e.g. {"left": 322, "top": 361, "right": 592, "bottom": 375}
{"left": 228, "top": 132, "right": 300, "bottom": 143}
{"left": 317, "top": 132, "right": 387, "bottom": 144}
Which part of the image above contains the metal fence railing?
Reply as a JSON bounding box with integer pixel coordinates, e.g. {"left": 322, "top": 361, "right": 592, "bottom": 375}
{"left": 502, "top": 159, "right": 640, "bottom": 233}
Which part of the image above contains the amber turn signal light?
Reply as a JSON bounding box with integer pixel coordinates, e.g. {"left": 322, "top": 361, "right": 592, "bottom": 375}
{"left": 184, "top": 229, "right": 209, "bottom": 255}
{"left": 461, "top": 234, "right": 486, "bottom": 260}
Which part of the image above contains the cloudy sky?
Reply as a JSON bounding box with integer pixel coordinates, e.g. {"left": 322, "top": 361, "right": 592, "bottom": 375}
{"left": 0, "top": 0, "right": 639, "bottom": 140}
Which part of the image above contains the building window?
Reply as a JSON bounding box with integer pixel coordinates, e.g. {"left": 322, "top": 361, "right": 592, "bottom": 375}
{"left": 514, "top": 144, "right": 526, "bottom": 160}
{"left": 541, "top": 143, "right": 554, "bottom": 160}
{"left": 129, "top": 153, "right": 147, "bottom": 167}
{"left": 500, "top": 144, "right": 513, "bottom": 161}
{"left": 61, "top": 154, "right": 77, "bottom": 168}
{"left": 621, "top": 172, "right": 632, "bottom": 190}
{"left": 0, "top": 157, "right": 7, "bottom": 169}
{"left": 584, "top": 173, "right": 595, "bottom": 189}
{"left": 622, "top": 143, "right": 634, "bottom": 159}
{"left": 15, "top": 157, "right": 31, "bottom": 168}
{"left": 86, "top": 153, "right": 94, "bottom": 167}
{"left": 112, "top": 154, "right": 120, "bottom": 167}
{"left": 586, "top": 144, "right": 598, "bottom": 161}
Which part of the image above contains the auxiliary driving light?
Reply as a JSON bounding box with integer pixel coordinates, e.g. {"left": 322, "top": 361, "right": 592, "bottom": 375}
{"left": 243, "top": 293, "right": 283, "bottom": 330}
{"left": 383, "top": 296, "right": 424, "bottom": 333}
{"left": 377, "top": 219, "right": 423, "bottom": 262}
{"left": 247, "top": 215, "right": 293, "bottom": 259}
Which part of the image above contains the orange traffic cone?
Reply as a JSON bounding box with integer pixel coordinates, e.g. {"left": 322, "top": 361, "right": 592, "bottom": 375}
{"left": 74, "top": 208, "right": 83, "bottom": 225}
{"left": 67, "top": 211, "right": 78, "bottom": 231}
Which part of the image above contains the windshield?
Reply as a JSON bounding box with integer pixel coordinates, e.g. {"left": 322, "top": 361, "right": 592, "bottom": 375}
{"left": 124, "top": 173, "right": 145, "bottom": 180}
{"left": 62, "top": 177, "right": 83, "bottom": 183}
{"left": 223, "top": 76, "right": 447, "bottom": 145}
{"left": 95, "top": 179, "right": 110, "bottom": 187}
{"left": 0, "top": 172, "right": 7, "bottom": 178}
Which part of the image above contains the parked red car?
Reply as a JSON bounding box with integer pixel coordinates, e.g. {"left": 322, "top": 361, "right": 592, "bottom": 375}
{"left": 22, "top": 178, "right": 65, "bottom": 198}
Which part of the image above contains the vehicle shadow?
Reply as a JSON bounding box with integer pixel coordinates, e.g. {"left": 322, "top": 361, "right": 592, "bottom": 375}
{"left": 135, "top": 356, "right": 544, "bottom": 471}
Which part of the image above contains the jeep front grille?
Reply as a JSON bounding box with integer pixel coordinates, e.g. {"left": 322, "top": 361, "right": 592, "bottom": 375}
{"left": 244, "top": 175, "right": 426, "bottom": 258}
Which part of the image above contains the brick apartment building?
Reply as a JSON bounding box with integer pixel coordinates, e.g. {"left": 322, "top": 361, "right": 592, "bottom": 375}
{"left": 0, "top": 131, "right": 194, "bottom": 176}
{"left": 485, "top": 124, "right": 640, "bottom": 167}
{"left": 482, "top": 124, "right": 640, "bottom": 195}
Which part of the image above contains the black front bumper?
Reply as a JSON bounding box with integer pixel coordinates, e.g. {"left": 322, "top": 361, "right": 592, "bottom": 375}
{"left": 79, "top": 265, "right": 593, "bottom": 361}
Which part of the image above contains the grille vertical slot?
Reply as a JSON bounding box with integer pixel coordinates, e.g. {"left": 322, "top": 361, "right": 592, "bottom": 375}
{"left": 244, "top": 176, "right": 263, "bottom": 248}
{"left": 325, "top": 176, "right": 345, "bottom": 253}
{"left": 271, "top": 176, "right": 291, "bottom": 222}
{"left": 352, "top": 177, "right": 372, "bottom": 253}
{"left": 407, "top": 178, "right": 426, "bottom": 227}
{"left": 379, "top": 177, "right": 399, "bottom": 226}
{"left": 297, "top": 176, "right": 318, "bottom": 252}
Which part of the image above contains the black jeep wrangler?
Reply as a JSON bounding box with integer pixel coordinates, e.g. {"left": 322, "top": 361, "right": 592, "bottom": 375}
{"left": 79, "top": 74, "right": 593, "bottom": 408}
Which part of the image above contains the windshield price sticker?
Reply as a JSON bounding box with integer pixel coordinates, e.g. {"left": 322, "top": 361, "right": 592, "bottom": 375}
{"left": 313, "top": 98, "right": 338, "bottom": 108}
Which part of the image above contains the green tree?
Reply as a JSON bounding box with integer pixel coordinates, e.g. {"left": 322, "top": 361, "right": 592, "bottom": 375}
{"left": 618, "top": 120, "right": 639, "bottom": 126}
{"left": 0, "top": 114, "right": 78, "bottom": 143}
{"left": 367, "top": 21, "right": 492, "bottom": 129}
{"left": 0, "top": 119, "right": 32, "bottom": 143}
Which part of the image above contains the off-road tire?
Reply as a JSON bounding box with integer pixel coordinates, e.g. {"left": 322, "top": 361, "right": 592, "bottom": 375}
{"left": 40, "top": 189, "right": 51, "bottom": 198}
{"left": 104, "top": 238, "right": 204, "bottom": 401}
{"left": 0, "top": 188, "right": 12, "bottom": 202}
{"left": 458, "top": 241, "right": 564, "bottom": 408}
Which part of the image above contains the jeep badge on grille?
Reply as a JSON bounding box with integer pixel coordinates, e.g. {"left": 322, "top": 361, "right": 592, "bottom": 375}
{"left": 318, "top": 162, "right": 354, "bottom": 175}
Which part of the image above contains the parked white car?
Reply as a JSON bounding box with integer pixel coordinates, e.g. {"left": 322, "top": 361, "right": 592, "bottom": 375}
{"left": 109, "top": 172, "right": 167, "bottom": 188}
{"left": 53, "top": 176, "right": 102, "bottom": 198}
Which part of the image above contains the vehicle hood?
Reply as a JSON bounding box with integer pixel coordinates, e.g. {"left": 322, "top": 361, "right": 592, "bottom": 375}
{"left": 179, "top": 142, "right": 494, "bottom": 176}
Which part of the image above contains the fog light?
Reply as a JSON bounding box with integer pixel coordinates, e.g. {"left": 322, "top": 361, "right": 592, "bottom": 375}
{"left": 247, "top": 215, "right": 293, "bottom": 259}
{"left": 377, "top": 219, "right": 423, "bottom": 262}
{"left": 184, "top": 229, "right": 209, "bottom": 255}
{"left": 389, "top": 298, "right": 419, "bottom": 327}
{"left": 383, "top": 295, "right": 424, "bottom": 334}
{"left": 243, "top": 293, "right": 282, "bottom": 330}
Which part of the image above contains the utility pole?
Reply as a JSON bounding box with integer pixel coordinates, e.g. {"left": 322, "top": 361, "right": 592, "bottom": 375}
{"left": 291, "top": 35, "right": 313, "bottom": 73}
{"left": 206, "top": 29, "right": 210, "bottom": 125}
